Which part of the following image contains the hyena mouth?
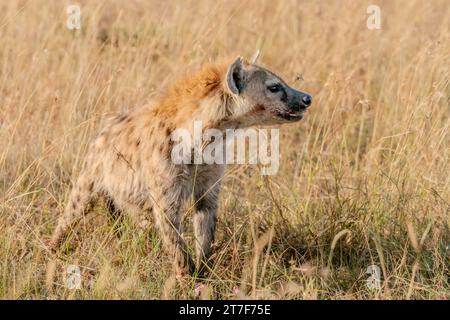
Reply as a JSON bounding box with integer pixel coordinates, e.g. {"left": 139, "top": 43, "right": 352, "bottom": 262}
{"left": 276, "top": 110, "right": 304, "bottom": 121}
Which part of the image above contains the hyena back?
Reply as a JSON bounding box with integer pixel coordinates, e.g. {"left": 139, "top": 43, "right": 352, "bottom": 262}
{"left": 49, "top": 57, "right": 312, "bottom": 276}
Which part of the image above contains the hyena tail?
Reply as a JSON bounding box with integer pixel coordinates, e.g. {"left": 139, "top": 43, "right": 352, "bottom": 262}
{"left": 47, "top": 172, "right": 97, "bottom": 250}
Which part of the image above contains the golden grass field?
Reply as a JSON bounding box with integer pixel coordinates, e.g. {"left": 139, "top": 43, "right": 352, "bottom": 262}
{"left": 0, "top": 0, "right": 448, "bottom": 299}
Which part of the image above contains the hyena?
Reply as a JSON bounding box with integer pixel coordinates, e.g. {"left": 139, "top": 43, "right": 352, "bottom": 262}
{"left": 48, "top": 56, "right": 312, "bottom": 276}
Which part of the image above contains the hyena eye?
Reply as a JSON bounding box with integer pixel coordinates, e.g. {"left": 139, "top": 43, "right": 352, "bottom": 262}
{"left": 267, "top": 84, "right": 281, "bottom": 93}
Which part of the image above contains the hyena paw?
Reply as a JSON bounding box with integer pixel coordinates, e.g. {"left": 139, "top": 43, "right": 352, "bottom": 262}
{"left": 194, "top": 282, "right": 206, "bottom": 297}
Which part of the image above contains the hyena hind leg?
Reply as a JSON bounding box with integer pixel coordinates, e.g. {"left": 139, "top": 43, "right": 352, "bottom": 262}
{"left": 104, "top": 195, "right": 124, "bottom": 236}
{"left": 105, "top": 197, "right": 152, "bottom": 235}
{"left": 48, "top": 173, "right": 97, "bottom": 250}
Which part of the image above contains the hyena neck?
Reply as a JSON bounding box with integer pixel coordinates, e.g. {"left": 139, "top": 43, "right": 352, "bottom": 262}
{"left": 152, "top": 62, "right": 238, "bottom": 132}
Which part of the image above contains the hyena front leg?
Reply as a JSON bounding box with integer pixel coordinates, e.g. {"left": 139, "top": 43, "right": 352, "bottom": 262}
{"left": 193, "top": 190, "right": 218, "bottom": 273}
{"left": 192, "top": 166, "right": 223, "bottom": 273}
{"left": 149, "top": 180, "right": 195, "bottom": 277}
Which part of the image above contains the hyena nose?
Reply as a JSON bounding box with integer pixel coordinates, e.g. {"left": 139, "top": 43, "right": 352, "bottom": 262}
{"left": 301, "top": 94, "right": 312, "bottom": 107}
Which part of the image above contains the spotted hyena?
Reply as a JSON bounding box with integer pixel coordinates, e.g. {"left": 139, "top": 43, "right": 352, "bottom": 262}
{"left": 48, "top": 56, "right": 312, "bottom": 276}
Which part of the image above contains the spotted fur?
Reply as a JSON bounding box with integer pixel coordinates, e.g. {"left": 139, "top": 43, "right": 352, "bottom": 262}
{"left": 48, "top": 57, "right": 312, "bottom": 276}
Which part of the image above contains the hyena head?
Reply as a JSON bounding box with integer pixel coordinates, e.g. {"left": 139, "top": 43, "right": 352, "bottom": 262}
{"left": 225, "top": 57, "right": 312, "bottom": 126}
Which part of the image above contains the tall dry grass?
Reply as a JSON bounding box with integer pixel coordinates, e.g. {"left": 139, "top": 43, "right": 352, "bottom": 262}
{"left": 0, "top": 0, "right": 448, "bottom": 299}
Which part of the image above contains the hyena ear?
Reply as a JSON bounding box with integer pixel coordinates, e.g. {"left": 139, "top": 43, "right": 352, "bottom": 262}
{"left": 226, "top": 57, "right": 246, "bottom": 95}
